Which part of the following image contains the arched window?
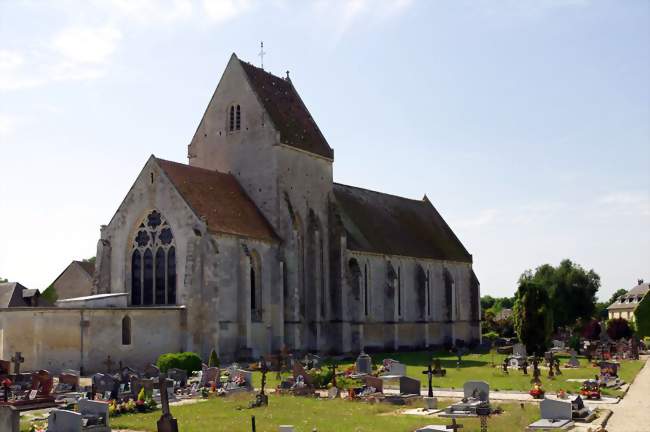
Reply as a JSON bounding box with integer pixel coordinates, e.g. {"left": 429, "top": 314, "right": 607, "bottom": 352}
{"left": 364, "top": 263, "right": 369, "bottom": 317}
{"left": 229, "top": 105, "right": 235, "bottom": 131}
{"left": 250, "top": 251, "right": 262, "bottom": 321}
{"left": 444, "top": 268, "right": 454, "bottom": 322}
{"left": 130, "top": 210, "right": 177, "bottom": 306}
{"left": 235, "top": 105, "right": 241, "bottom": 130}
{"left": 122, "top": 316, "right": 131, "bottom": 345}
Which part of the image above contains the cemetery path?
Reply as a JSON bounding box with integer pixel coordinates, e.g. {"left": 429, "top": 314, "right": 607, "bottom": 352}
{"left": 605, "top": 357, "right": 650, "bottom": 432}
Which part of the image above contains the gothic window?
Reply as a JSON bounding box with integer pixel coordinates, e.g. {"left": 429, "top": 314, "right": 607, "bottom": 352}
{"left": 348, "top": 258, "right": 361, "bottom": 300}
{"left": 229, "top": 106, "right": 235, "bottom": 131}
{"left": 444, "top": 268, "right": 454, "bottom": 322}
{"left": 397, "top": 266, "right": 402, "bottom": 318}
{"left": 250, "top": 251, "right": 262, "bottom": 322}
{"left": 122, "top": 316, "right": 131, "bottom": 345}
{"left": 130, "top": 210, "right": 177, "bottom": 306}
{"left": 415, "top": 265, "right": 427, "bottom": 320}
{"left": 426, "top": 270, "right": 431, "bottom": 317}
{"left": 235, "top": 105, "right": 241, "bottom": 130}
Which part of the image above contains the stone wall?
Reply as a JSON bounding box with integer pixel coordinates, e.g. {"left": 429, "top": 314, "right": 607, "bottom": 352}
{"left": 53, "top": 263, "right": 93, "bottom": 300}
{"left": 0, "top": 307, "right": 185, "bottom": 374}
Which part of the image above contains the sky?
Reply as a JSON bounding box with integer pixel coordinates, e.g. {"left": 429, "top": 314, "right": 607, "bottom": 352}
{"left": 0, "top": 0, "right": 648, "bottom": 301}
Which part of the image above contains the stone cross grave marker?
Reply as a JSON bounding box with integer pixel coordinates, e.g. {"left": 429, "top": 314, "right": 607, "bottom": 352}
{"left": 422, "top": 364, "right": 434, "bottom": 397}
{"left": 156, "top": 373, "right": 178, "bottom": 432}
{"left": 446, "top": 418, "right": 463, "bottom": 431}
{"left": 103, "top": 355, "right": 114, "bottom": 373}
{"left": 328, "top": 363, "right": 338, "bottom": 388}
{"left": 10, "top": 352, "right": 24, "bottom": 375}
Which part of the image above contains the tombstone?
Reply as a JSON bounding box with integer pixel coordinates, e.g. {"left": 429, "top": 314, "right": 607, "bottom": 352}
{"left": 443, "top": 381, "right": 490, "bottom": 417}
{"left": 156, "top": 373, "right": 179, "bottom": 432}
{"left": 200, "top": 366, "right": 219, "bottom": 388}
{"left": 291, "top": 362, "right": 314, "bottom": 387}
{"left": 47, "top": 409, "right": 82, "bottom": 432}
{"left": 513, "top": 343, "right": 527, "bottom": 358}
{"left": 355, "top": 351, "right": 372, "bottom": 375}
{"left": 250, "top": 358, "right": 269, "bottom": 408}
{"left": 570, "top": 395, "right": 595, "bottom": 422}
{"left": 422, "top": 364, "right": 435, "bottom": 397}
{"left": 30, "top": 370, "right": 54, "bottom": 398}
{"left": 528, "top": 398, "right": 573, "bottom": 429}
{"left": 119, "top": 366, "right": 139, "bottom": 386}
{"left": 432, "top": 358, "right": 446, "bottom": 377}
{"left": 80, "top": 399, "right": 110, "bottom": 430}
{"left": 225, "top": 369, "right": 252, "bottom": 391}
{"left": 552, "top": 340, "right": 565, "bottom": 352}
{"left": 382, "top": 359, "right": 406, "bottom": 376}
{"left": 399, "top": 376, "right": 420, "bottom": 395}
{"left": 145, "top": 364, "right": 161, "bottom": 379}
{"left": 566, "top": 350, "right": 580, "bottom": 368}
{"left": 0, "top": 406, "right": 19, "bottom": 432}
{"left": 363, "top": 375, "right": 383, "bottom": 393}
{"left": 279, "top": 426, "right": 295, "bottom": 432}
{"left": 57, "top": 372, "right": 80, "bottom": 393}
{"left": 0, "top": 360, "right": 10, "bottom": 376}
{"left": 167, "top": 368, "right": 188, "bottom": 388}
{"left": 92, "top": 373, "right": 118, "bottom": 400}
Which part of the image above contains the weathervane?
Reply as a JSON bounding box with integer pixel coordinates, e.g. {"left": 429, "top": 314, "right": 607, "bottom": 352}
{"left": 259, "top": 41, "right": 266, "bottom": 69}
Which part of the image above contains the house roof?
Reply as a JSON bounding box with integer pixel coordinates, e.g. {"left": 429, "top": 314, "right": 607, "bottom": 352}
{"left": 333, "top": 183, "right": 472, "bottom": 262}
{"left": 238, "top": 59, "right": 334, "bottom": 160}
{"left": 156, "top": 158, "right": 279, "bottom": 242}
{"left": 0, "top": 282, "right": 32, "bottom": 308}
{"left": 76, "top": 260, "right": 95, "bottom": 277}
{"left": 607, "top": 282, "right": 649, "bottom": 310}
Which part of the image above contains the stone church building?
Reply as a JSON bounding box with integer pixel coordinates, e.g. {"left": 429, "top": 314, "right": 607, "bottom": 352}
{"left": 0, "top": 54, "right": 479, "bottom": 371}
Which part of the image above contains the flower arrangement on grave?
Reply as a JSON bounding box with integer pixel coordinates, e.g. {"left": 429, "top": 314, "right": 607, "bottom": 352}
{"left": 580, "top": 380, "right": 601, "bottom": 399}
{"left": 556, "top": 389, "right": 567, "bottom": 399}
{"left": 233, "top": 373, "right": 247, "bottom": 387}
{"left": 308, "top": 368, "right": 334, "bottom": 389}
{"left": 28, "top": 421, "right": 47, "bottom": 432}
{"left": 108, "top": 399, "right": 138, "bottom": 417}
{"left": 529, "top": 383, "right": 545, "bottom": 399}
{"left": 201, "top": 386, "right": 210, "bottom": 398}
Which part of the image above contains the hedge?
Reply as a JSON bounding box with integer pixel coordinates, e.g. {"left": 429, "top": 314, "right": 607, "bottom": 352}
{"left": 156, "top": 352, "right": 202, "bottom": 375}
{"left": 635, "top": 294, "right": 650, "bottom": 338}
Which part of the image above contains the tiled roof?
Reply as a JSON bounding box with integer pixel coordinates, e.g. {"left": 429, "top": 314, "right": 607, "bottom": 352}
{"left": 238, "top": 60, "right": 334, "bottom": 160}
{"left": 333, "top": 183, "right": 472, "bottom": 262}
{"left": 157, "top": 158, "right": 278, "bottom": 242}
{"left": 75, "top": 260, "right": 95, "bottom": 277}
{"left": 0, "top": 282, "right": 31, "bottom": 307}
{"left": 607, "top": 282, "right": 649, "bottom": 310}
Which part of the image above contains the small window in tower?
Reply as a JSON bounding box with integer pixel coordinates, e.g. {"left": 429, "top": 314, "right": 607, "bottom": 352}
{"left": 229, "top": 106, "right": 235, "bottom": 131}
{"left": 122, "top": 316, "right": 132, "bottom": 345}
{"left": 236, "top": 105, "right": 241, "bottom": 130}
{"left": 150, "top": 172, "right": 154, "bottom": 184}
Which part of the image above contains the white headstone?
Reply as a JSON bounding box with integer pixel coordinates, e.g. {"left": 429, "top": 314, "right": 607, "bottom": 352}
{"left": 463, "top": 380, "right": 489, "bottom": 403}
{"left": 513, "top": 343, "right": 527, "bottom": 358}
{"left": 279, "top": 426, "right": 295, "bottom": 432}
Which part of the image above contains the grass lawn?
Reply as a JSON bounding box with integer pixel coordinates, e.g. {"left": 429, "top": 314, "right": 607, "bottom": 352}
{"left": 105, "top": 395, "right": 540, "bottom": 432}
{"left": 252, "top": 350, "right": 645, "bottom": 397}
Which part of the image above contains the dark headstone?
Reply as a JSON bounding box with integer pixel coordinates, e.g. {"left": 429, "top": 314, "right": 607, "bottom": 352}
{"left": 399, "top": 376, "right": 420, "bottom": 395}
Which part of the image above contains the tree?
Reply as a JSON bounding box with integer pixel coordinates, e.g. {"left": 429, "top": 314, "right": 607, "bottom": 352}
{"left": 523, "top": 259, "right": 600, "bottom": 329}
{"left": 607, "top": 289, "right": 628, "bottom": 306}
{"left": 208, "top": 349, "right": 219, "bottom": 368}
{"left": 607, "top": 318, "right": 633, "bottom": 340}
{"left": 481, "top": 295, "right": 496, "bottom": 312}
{"left": 634, "top": 294, "right": 650, "bottom": 338}
{"left": 0, "top": 277, "right": 7, "bottom": 283}
{"left": 513, "top": 279, "right": 553, "bottom": 356}
{"left": 41, "top": 284, "right": 58, "bottom": 303}
{"left": 83, "top": 257, "right": 96, "bottom": 264}
{"left": 581, "top": 319, "right": 602, "bottom": 340}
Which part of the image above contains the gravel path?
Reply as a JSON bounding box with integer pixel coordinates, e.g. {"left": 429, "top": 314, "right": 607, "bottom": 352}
{"left": 605, "top": 357, "right": 650, "bottom": 432}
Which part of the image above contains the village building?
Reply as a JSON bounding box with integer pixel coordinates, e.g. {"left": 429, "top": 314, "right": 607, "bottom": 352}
{"left": 0, "top": 282, "right": 46, "bottom": 308}
{"left": 0, "top": 54, "right": 480, "bottom": 373}
{"left": 608, "top": 279, "right": 649, "bottom": 322}
{"left": 50, "top": 260, "right": 96, "bottom": 300}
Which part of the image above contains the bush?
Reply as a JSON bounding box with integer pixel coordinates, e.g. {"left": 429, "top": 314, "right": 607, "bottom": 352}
{"left": 581, "top": 319, "right": 601, "bottom": 340}
{"left": 635, "top": 295, "right": 650, "bottom": 338}
{"left": 308, "top": 368, "right": 333, "bottom": 389}
{"left": 208, "top": 349, "right": 219, "bottom": 368}
{"left": 156, "top": 352, "right": 202, "bottom": 375}
{"left": 606, "top": 318, "right": 633, "bottom": 340}
{"left": 568, "top": 335, "right": 580, "bottom": 352}
{"left": 482, "top": 331, "right": 499, "bottom": 343}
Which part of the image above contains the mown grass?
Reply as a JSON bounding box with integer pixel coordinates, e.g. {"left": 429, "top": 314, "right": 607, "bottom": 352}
{"left": 252, "top": 350, "right": 644, "bottom": 398}
{"left": 107, "top": 395, "right": 540, "bottom": 432}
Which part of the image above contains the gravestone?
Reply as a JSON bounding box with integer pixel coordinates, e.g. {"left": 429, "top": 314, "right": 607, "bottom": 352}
{"left": 80, "top": 399, "right": 110, "bottom": 430}
{"left": 432, "top": 358, "right": 446, "bottom": 377}
{"left": 10, "top": 352, "right": 24, "bottom": 375}
{"left": 566, "top": 350, "right": 580, "bottom": 368}
{"left": 422, "top": 364, "right": 435, "bottom": 397}
{"left": 156, "top": 373, "right": 179, "bottom": 432}
{"left": 513, "top": 343, "right": 527, "bottom": 358}
{"left": 355, "top": 351, "right": 372, "bottom": 375}
{"left": 0, "top": 406, "right": 19, "bottom": 432}
{"left": 382, "top": 359, "right": 406, "bottom": 376}
{"left": 145, "top": 364, "right": 160, "bottom": 379}
{"left": 528, "top": 398, "right": 573, "bottom": 430}
{"left": 57, "top": 372, "right": 80, "bottom": 392}
{"left": 92, "top": 373, "right": 118, "bottom": 400}
{"left": 47, "top": 409, "right": 82, "bottom": 432}
{"left": 399, "top": 376, "right": 420, "bottom": 395}
{"left": 291, "top": 362, "right": 314, "bottom": 387}
{"left": 201, "top": 366, "right": 219, "bottom": 387}
{"left": 0, "top": 360, "right": 10, "bottom": 376}
{"left": 570, "top": 395, "right": 595, "bottom": 422}
{"left": 463, "top": 381, "right": 489, "bottom": 404}
{"left": 167, "top": 368, "right": 187, "bottom": 388}
{"left": 363, "top": 375, "right": 383, "bottom": 393}
{"left": 442, "top": 381, "right": 490, "bottom": 417}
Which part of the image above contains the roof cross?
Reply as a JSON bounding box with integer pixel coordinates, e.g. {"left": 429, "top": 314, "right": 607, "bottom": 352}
{"left": 259, "top": 41, "right": 266, "bottom": 69}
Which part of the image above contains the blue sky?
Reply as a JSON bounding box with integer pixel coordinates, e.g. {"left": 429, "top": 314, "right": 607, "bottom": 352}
{"left": 0, "top": 0, "right": 648, "bottom": 300}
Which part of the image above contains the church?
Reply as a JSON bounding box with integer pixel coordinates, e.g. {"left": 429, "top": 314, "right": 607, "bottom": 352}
{"left": 0, "top": 54, "right": 480, "bottom": 372}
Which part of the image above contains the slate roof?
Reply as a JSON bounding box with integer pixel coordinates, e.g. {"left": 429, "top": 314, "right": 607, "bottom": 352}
{"left": 607, "top": 282, "right": 649, "bottom": 310}
{"left": 157, "top": 158, "right": 278, "bottom": 242}
{"left": 76, "top": 260, "right": 95, "bottom": 277}
{"left": 238, "top": 59, "right": 334, "bottom": 160}
{"left": 333, "top": 183, "right": 472, "bottom": 262}
{"left": 0, "top": 282, "right": 32, "bottom": 308}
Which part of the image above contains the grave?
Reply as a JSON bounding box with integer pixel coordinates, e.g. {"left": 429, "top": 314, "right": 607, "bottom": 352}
{"left": 565, "top": 350, "right": 580, "bottom": 368}
{"left": 0, "top": 405, "right": 19, "bottom": 432}
{"left": 144, "top": 364, "right": 160, "bottom": 379}
{"left": 432, "top": 358, "right": 446, "bottom": 377}
{"left": 355, "top": 351, "right": 372, "bottom": 375}
{"left": 508, "top": 343, "right": 527, "bottom": 368}
{"left": 92, "top": 373, "right": 118, "bottom": 400}
{"left": 527, "top": 398, "right": 573, "bottom": 430}
{"left": 200, "top": 365, "right": 219, "bottom": 388}
{"left": 56, "top": 371, "right": 80, "bottom": 393}
{"left": 384, "top": 376, "right": 420, "bottom": 405}
{"left": 223, "top": 366, "right": 253, "bottom": 394}
{"left": 156, "top": 373, "right": 178, "bottom": 432}
{"left": 363, "top": 375, "right": 384, "bottom": 394}
{"left": 381, "top": 359, "right": 406, "bottom": 376}
{"left": 167, "top": 368, "right": 188, "bottom": 388}
{"left": 570, "top": 395, "right": 596, "bottom": 423}
{"left": 598, "top": 361, "right": 621, "bottom": 388}
{"left": 130, "top": 377, "right": 154, "bottom": 400}
{"left": 442, "top": 381, "right": 489, "bottom": 418}
{"left": 249, "top": 358, "right": 269, "bottom": 408}
{"left": 47, "top": 399, "right": 111, "bottom": 432}
{"left": 0, "top": 360, "right": 10, "bottom": 377}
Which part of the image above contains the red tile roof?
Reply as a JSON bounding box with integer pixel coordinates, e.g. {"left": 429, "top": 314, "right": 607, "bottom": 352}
{"left": 333, "top": 183, "right": 472, "bottom": 262}
{"left": 238, "top": 60, "right": 334, "bottom": 160}
{"left": 157, "top": 158, "right": 278, "bottom": 242}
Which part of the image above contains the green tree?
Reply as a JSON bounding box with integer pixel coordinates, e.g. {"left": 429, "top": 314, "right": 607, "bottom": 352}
{"left": 0, "top": 277, "right": 7, "bottom": 283}
{"left": 481, "top": 295, "right": 496, "bottom": 311}
{"left": 634, "top": 294, "right": 650, "bottom": 338}
{"left": 41, "top": 284, "right": 58, "bottom": 303}
{"left": 208, "top": 349, "right": 220, "bottom": 368}
{"left": 84, "top": 257, "right": 96, "bottom": 264}
{"left": 607, "top": 289, "right": 628, "bottom": 305}
{"left": 523, "top": 259, "right": 600, "bottom": 329}
{"left": 513, "top": 279, "right": 553, "bottom": 356}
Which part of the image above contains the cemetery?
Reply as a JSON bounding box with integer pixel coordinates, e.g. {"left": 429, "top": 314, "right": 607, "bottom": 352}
{"left": 0, "top": 344, "right": 643, "bottom": 432}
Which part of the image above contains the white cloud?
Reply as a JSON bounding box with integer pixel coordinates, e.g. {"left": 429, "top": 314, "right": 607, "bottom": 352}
{"left": 0, "top": 113, "right": 19, "bottom": 138}
{"left": 203, "top": 0, "right": 253, "bottom": 22}
{"left": 52, "top": 26, "right": 122, "bottom": 64}
{"left": 106, "top": 0, "right": 193, "bottom": 24}
{"left": 599, "top": 191, "right": 650, "bottom": 216}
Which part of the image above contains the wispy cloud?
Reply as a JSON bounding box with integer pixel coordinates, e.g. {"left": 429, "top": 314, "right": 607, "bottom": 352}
{"left": 106, "top": 0, "right": 193, "bottom": 24}
{"left": 456, "top": 208, "right": 499, "bottom": 229}
{"left": 203, "top": 0, "right": 254, "bottom": 22}
{"left": 52, "top": 26, "right": 122, "bottom": 64}
{"left": 0, "top": 113, "right": 19, "bottom": 138}
{"left": 477, "top": 0, "right": 592, "bottom": 18}
{"left": 599, "top": 191, "right": 650, "bottom": 216}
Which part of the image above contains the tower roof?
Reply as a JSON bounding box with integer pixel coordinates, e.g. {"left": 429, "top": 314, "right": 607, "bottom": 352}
{"left": 238, "top": 59, "right": 334, "bottom": 160}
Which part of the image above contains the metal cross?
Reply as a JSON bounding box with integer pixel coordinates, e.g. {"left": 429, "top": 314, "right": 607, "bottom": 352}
{"left": 156, "top": 373, "right": 172, "bottom": 416}
{"left": 446, "top": 418, "right": 463, "bottom": 431}
{"left": 259, "top": 41, "right": 266, "bottom": 69}
{"left": 422, "top": 364, "right": 434, "bottom": 397}
{"left": 329, "top": 363, "right": 338, "bottom": 388}
{"left": 259, "top": 357, "right": 268, "bottom": 396}
{"left": 11, "top": 352, "right": 24, "bottom": 375}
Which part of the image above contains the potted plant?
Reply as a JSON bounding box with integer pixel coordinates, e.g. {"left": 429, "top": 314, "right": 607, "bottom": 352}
{"left": 529, "top": 383, "right": 545, "bottom": 399}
